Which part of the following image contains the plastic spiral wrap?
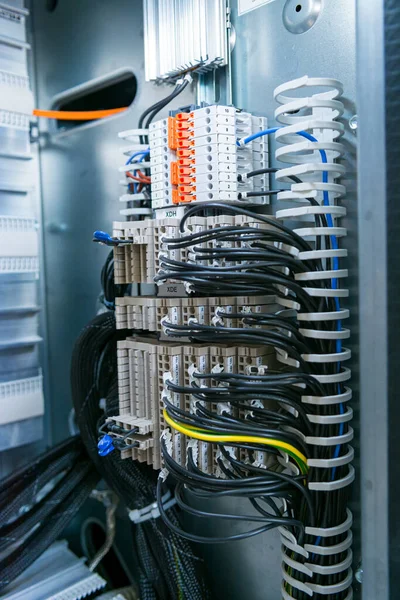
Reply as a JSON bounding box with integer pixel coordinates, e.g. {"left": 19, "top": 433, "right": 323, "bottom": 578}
{"left": 274, "top": 76, "right": 353, "bottom": 598}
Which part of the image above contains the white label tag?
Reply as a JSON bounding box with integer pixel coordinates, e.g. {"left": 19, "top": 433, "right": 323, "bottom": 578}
{"left": 238, "top": 0, "right": 276, "bottom": 16}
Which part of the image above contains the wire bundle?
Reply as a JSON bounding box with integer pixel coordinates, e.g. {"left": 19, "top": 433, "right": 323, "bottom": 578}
{"left": 100, "top": 249, "right": 130, "bottom": 310}
{"left": 0, "top": 436, "right": 99, "bottom": 593}
{"left": 155, "top": 137, "right": 352, "bottom": 598}
{"left": 71, "top": 311, "right": 209, "bottom": 600}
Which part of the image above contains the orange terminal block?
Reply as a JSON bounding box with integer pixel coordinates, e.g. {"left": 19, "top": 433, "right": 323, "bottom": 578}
{"left": 179, "top": 193, "right": 195, "bottom": 203}
{"left": 177, "top": 139, "right": 192, "bottom": 150}
{"left": 176, "top": 120, "right": 190, "bottom": 130}
{"left": 179, "top": 176, "right": 193, "bottom": 185}
{"left": 172, "top": 189, "right": 180, "bottom": 205}
{"left": 171, "top": 162, "right": 179, "bottom": 185}
{"left": 178, "top": 166, "right": 193, "bottom": 176}
{"left": 178, "top": 185, "right": 196, "bottom": 195}
{"left": 177, "top": 148, "right": 192, "bottom": 158}
{"left": 168, "top": 117, "right": 177, "bottom": 150}
{"left": 178, "top": 157, "right": 194, "bottom": 167}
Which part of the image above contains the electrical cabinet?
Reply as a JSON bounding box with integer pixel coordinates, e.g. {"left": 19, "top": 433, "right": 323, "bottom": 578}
{"left": 1, "top": 1, "right": 396, "bottom": 599}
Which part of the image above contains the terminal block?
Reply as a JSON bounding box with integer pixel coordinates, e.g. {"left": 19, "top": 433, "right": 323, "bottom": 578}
{"left": 149, "top": 106, "right": 269, "bottom": 210}
{"left": 112, "top": 213, "right": 280, "bottom": 285}
{"left": 109, "top": 339, "right": 278, "bottom": 472}
{"left": 115, "top": 295, "right": 277, "bottom": 332}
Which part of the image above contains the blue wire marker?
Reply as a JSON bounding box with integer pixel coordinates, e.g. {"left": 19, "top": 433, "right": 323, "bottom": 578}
{"left": 97, "top": 434, "right": 115, "bottom": 456}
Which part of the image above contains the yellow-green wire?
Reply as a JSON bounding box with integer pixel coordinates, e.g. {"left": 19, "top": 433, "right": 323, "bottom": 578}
{"left": 163, "top": 409, "right": 308, "bottom": 475}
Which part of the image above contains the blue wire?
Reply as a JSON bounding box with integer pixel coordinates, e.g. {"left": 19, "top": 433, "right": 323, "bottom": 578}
{"left": 125, "top": 149, "right": 150, "bottom": 194}
{"left": 239, "top": 127, "right": 345, "bottom": 482}
{"left": 125, "top": 148, "right": 150, "bottom": 165}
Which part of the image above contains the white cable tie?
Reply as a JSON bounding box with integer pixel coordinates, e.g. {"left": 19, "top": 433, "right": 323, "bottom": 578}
{"left": 159, "top": 467, "right": 169, "bottom": 482}
{"left": 186, "top": 439, "right": 199, "bottom": 466}
{"left": 188, "top": 362, "right": 200, "bottom": 384}
{"left": 184, "top": 281, "right": 194, "bottom": 294}
{"left": 212, "top": 307, "right": 226, "bottom": 326}
{"left": 160, "top": 316, "right": 171, "bottom": 328}
{"left": 160, "top": 430, "right": 173, "bottom": 456}
{"left": 163, "top": 371, "right": 173, "bottom": 386}
{"left": 128, "top": 491, "right": 176, "bottom": 523}
{"left": 251, "top": 399, "right": 264, "bottom": 409}
{"left": 217, "top": 402, "right": 232, "bottom": 416}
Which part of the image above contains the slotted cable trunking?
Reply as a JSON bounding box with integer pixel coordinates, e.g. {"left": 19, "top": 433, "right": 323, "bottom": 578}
{"left": 273, "top": 77, "right": 353, "bottom": 599}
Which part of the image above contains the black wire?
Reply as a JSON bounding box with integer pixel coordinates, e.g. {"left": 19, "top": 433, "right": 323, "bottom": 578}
{"left": 178, "top": 202, "right": 312, "bottom": 251}
{"left": 157, "top": 478, "right": 278, "bottom": 544}
{"left": 242, "top": 167, "right": 278, "bottom": 178}
{"left": 138, "top": 80, "right": 189, "bottom": 130}
{"left": 144, "top": 80, "right": 189, "bottom": 129}
{"left": 239, "top": 190, "right": 283, "bottom": 198}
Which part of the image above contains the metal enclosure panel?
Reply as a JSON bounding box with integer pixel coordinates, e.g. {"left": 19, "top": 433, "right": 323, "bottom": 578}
{"left": 358, "top": 0, "right": 400, "bottom": 598}
{"left": 29, "top": 0, "right": 194, "bottom": 444}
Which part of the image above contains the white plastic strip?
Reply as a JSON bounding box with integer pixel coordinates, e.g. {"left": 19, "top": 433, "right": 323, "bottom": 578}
{"left": 297, "top": 309, "right": 349, "bottom": 322}
{"left": 298, "top": 249, "right": 348, "bottom": 261}
{"left": 279, "top": 527, "right": 309, "bottom": 558}
{"left": 300, "top": 327, "right": 350, "bottom": 340}
{"left": 305, "top": 509, "right": 353, "bottom": 537}
{"left": 302, "top": 387, "right": 352, "bottom": 406}
{"left": 307, "top": 446, "right": 354, "bottom": 469}
{"left": 118, "top": 128, "right": 149, "bottom": 138}
{"left": 307, "top": 550, "right": 353, "bottom": 576}
{"left": 301, "top": 348, "right": 351, "bottom": 363}
{"left": 277, "top": 205, "right": 346, "bottom": 219}
{"left": 307, "top": 407, "right": 353, "bottom": 425}
{"left": 302, "top": 287, "right": 349, "bottom": 298}
{"left": 119, "top": 193, "right": 147, "bottom": 202}
{"left": 305, "top": 426, "right": 354, "bottom": 447}
{"left": 281, "top": 566, "right": 313, "bottom": 596}
{"left": 293, "top": 227, "right": 347, "bottom": 239}
{"left": 308, "top": 465, "right": 355, "bottom": 491}
{"left": 312, "top": 367, "right": 351, "bottom": 384}
{"left": 305, "top": 530, "right": 353, "bottom": 556}
{"left": 308, "top": 569, "right": 353, "bottom": 595}
{"left": 295, "top": 268, "right": 348, "bottom": 281}
{"left": 282, "top": 552, "right": 313, "bottom": 577}
{"left": 119, "top": 208, "right": 153, "bottom": 216}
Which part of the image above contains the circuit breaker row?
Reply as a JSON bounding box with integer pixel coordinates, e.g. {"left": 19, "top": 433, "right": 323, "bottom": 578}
{"left": 113, "top": 213, "right": 273, "bottom": 285}
{"left": 149, "top": 105, "right": 269, "bottom": 209}
{"left": 115, "top": 294, "right": 277, "bottom": 332}
{"left": 108, "top": 338, "right": 276, "bottom": 472}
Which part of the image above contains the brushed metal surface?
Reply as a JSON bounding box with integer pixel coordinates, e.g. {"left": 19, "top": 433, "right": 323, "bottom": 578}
{"left": 227, "top": 1, "right": 358, "bottom": 598}
{"left": 357, "top": 0, "right": 389, "bottom": 598}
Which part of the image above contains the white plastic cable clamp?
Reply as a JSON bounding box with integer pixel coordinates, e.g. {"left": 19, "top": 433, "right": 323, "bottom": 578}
{"left": 186, "top": 439, "right": 199, "bottom": 466}
{"left": 128, "top": 491, "right": 176, "bottom": 524}
{"left": 307, "top": 446, "right": 354, "bottom": 469}
{"left": 308, "top": 465, "right": 355, "bottom": 491}
{"left": 301, "top": 387, "right": 352, "bottom": 406}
